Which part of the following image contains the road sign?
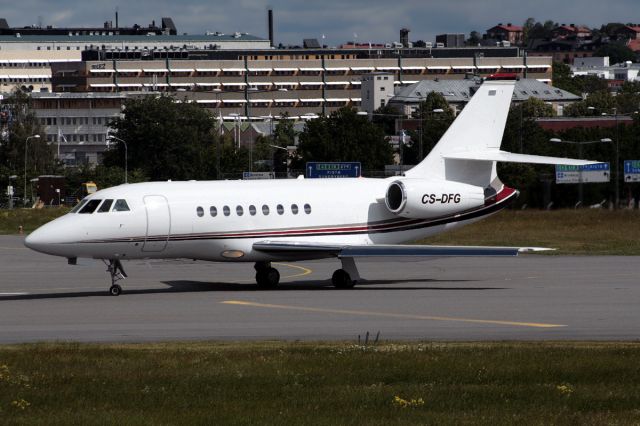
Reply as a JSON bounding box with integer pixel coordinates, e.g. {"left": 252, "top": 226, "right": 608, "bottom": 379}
{"left": 242, "top": 171, "right": 275, "bottom": 180}
{"left": 624, "top": 160, "right": 640, "bottom": 182}
{"left": 555, "top": 163, "right": 610, "bottom": 184}
{"left": 306, "top": 162, "right": 361, "bottom": 178}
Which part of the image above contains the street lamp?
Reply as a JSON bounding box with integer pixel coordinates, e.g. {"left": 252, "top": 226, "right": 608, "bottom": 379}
{"left": 108, "top": 135, "right": 128, "bottom": 184}
{"left": 269, "top": 144, "right": 289, "bottom": 178}
{"left": 550, "top": 137, "right": 611, "bottom": 206}
{"left": 24, "top": 134, "right": 40, "bottom": 206}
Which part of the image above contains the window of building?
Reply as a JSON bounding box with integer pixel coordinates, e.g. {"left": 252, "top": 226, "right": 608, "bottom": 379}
{"left": 196, "top": 206, "right": 204, "bottom": 217}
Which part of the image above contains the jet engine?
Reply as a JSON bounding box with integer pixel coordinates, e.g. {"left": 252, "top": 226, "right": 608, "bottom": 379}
{"left": 384, "top": 178, "right": 486, "bottom": 219}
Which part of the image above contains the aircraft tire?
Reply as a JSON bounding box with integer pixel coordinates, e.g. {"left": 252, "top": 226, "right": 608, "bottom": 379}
{"left": 109, "top": 284, "right": 122, "bottom": 296}
{"left": 256, "top": 267, "right": 280, "bottom": 289}
{"left": 332, "top": 269, "right": 356, "bottom": 289}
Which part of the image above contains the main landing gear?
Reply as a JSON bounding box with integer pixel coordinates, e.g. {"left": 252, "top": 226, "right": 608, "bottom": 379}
{"left": 103, "top": 259, "right": 128, "bottom": 296}
{"left": 331, "top": 257, "right": 360, "bottom": 289}
{"left": 255, "top": 261, "right": 280, "bottom": 289}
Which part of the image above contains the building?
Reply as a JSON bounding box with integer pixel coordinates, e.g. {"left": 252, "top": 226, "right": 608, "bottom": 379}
{"left": 615, "top": 25, "right": 640, "bottom": 41}
{"left": 435, "top": 34, "right": 465, "bottom": 48}
{"left": 485, "top": 24, "right": 524, "bottom": 45}
{"left": 389, "top": 78, "right": 580, "bottom": 116}
{"left": 552, "top": 25, "right": 592, "bottom": 40}
{"left": 48, "top": 48, "right": 551, "bottom": 119}
{"left": 0, "top": 31, "right": 270, "bottom": 93}
{"left": 572, "top": 56, "right": 640, "bottom": 83}
{"left": 527, "top": 38, "right": 603, "bottom": 63}
{"left": 536, "top": 116, "right": 634, "bottom": 132}
{"left": 361, "top": 72, "right": 395, "bottom": 113}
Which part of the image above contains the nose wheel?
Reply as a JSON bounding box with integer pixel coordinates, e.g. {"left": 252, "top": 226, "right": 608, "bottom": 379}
{"left": 103, "top": 259, "right": 127, "bottom": 296}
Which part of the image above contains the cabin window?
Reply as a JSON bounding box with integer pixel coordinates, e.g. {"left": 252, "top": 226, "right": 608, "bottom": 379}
{"left": 291, "top": 204, "right": 299, "bottom": 214}
{"left": 97, "top": 199, "right": 113, "bottom": 213}
{"left": 113, "top": 199, "right": 130, "bottom": 212}
{"left": 249, "top": 205, "right": 257, "bottom": 216}
{"left": 79, "top": 199, "right": 101, "bottom": 214}
{"left": 70, "top": 199, "right": 88, "bottom": 213}
{"left": 277, "top": 204, "right": 284, "bottom": 215}
{"left": 210, "top": 206, "right": 217, "bottom": 217}
{"left": 223, "top": 206, "right": 230, "bottom": 216}
{"left": 304, "top": 203, "right": 312, "bottom": 214}
{"left": 196, "top": 206, "right": 204, "bottom": 217}
{"left": 236, "top": 205, "right": 244, "bottom": 216}
{"left": 262, "top": 204, "right": 270, "bottom": 215}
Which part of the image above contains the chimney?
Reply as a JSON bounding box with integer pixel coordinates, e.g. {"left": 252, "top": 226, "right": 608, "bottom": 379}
{"left": 400, "top": 28, "right": 409, "bottom": 48}
{"left": 268, "top": 9, "right": 274, "bottom": 47}
{"left": 115, "top": 8, "right": 119, "bottom": 28}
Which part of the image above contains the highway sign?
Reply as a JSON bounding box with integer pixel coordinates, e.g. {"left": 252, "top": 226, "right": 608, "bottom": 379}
{"left": 306, "top": 162, "right": 361, "bottom": 178}
{"left": 555, "top": 163, "right": 610, "bottom": 184}
{"left": 242, "top": 171, "right": 275, "bottom": 180}
{"left": 624, "top": 160, "right": 640, "bottom": 182}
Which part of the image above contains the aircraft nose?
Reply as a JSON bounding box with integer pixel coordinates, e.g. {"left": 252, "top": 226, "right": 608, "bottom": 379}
{"left": 24, "top": 227, "right": 50, "bottom": 252}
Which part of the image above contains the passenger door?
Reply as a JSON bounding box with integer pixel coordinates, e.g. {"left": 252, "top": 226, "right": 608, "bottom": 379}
{"left": 142, "top": 195, "right": 171, "bottom": 252}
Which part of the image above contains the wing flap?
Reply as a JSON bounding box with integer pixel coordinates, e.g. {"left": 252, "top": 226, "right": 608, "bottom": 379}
{"left": 443, "top": 150, "right": 598, "bottom": 166}
{"left": 253, "top": 241, "right": 549, "bottom": 257}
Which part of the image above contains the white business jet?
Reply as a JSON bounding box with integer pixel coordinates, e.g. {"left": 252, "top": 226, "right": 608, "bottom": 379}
{"left": 25, "top": 78, "right": 595, "bottom": 295}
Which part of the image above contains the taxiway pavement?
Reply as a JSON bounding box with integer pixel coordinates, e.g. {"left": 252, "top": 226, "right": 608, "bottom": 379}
{"left": 0, "top": 235, "right": 638, "bottom": 343}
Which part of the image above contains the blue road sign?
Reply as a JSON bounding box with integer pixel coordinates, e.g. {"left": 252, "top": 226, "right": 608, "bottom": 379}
{"left": 306, "top": 162, "right": 362, "bottom": 178}
{"left": 624, "top": 160, "right": 640, "bottom": 182}
{"left": 556, "top": 163, "right": 610, "bottom": 184}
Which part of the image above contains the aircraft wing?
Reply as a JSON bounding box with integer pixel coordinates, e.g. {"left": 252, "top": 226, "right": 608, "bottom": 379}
{"left": 253, "top": 241, "right": 550, "bottom": 258}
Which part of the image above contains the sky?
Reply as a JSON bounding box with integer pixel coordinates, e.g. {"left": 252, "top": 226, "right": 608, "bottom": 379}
{"left": 2, "top": 0, "right": 638, "bottom": 46}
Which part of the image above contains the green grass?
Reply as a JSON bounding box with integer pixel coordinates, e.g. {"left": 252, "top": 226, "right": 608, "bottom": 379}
{"left": 3, "top": 208, "right": 640, "bottom": 255}
{"left": 0, "top": 208, "right": 69, "bottom": 234}
{"left": 423, "top": 209, "right": 640, "bottom": 255}
{"left": 1, "top": 342, "right": 640, "bottom": 425}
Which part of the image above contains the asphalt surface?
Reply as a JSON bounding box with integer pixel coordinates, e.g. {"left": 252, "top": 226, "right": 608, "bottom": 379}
{"left": 0, "top": 235, "right": 638, "bottom": 343}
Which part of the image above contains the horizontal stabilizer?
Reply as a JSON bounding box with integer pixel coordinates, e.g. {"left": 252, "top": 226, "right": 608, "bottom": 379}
{"left": 253, "top": 241, "right": 553, "bottom": 257}
{"left": 443, "top": 150, "right": 599, "bottom": 166}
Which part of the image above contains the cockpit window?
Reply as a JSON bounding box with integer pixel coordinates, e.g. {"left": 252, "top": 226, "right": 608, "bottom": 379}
{"left": 97, "top": 199, "right": 114, "bottom": 213}
{"left": 79, "top": 199, "right": 102, "bottom": 214}
{"left": 70, "top": 199, "right": 88, "bottom": 213}
{"left": 113, "top": 199, "right": 130, "bottom": 212}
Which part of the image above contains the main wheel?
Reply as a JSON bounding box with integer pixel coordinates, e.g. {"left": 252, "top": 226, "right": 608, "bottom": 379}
{"left": 256, "top": 267, "right": 280, "bottom": 289}
{"left": 332, "top": 269, "right": 356, "bottom": 289}
{"left": 109, "top": 284, "right": 122, "bottom": 296}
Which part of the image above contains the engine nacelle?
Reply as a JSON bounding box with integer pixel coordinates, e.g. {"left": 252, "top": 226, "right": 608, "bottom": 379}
{"left": 385, "top": 178, "right": 485, "bottom": 219}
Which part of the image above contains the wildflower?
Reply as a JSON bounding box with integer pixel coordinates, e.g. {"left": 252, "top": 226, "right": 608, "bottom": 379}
{"left": 556, "top": 383, "right": 574, "bottom": 396}
{"left": 392, "top": 395, "right": 425, "bottom": 408}
{"left": 11, "top": 399, "right": 31, "bottom": 410}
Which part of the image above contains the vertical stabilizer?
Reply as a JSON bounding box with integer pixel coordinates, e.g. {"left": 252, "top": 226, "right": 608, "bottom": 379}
{"left": 405, "top": 80, "right": 515, "bottom": 186}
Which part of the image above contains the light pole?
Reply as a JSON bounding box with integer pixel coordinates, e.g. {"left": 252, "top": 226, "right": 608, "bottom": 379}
{"left": 24, "top": 134, "right": 40, "bottom": 206}
{"left": 269, "top": 144, "right": 288, "bottom": 178}
{"left": 108, "top": 135, "right": 128, "bottom": 184}
{"left": 550, "top": 137, "right": 611, "bottom": 206}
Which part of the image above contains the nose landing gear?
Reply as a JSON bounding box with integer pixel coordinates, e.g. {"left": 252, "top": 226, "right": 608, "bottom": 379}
{"left": 103, "top": 259, "right": 127, "bottom": 296}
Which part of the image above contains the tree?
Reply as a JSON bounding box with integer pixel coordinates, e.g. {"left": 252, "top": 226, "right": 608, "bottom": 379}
{"left": 564, "top": 91, "right": 616, "bottom": 117}
{"left": 403, "top": 92, "right": 454, "bottom": 164}
{"left": 594, "top": 43, "right": 636, "bottom": 65}
{"left": 0, "top": 88, "right": 56, "bottom": 203}
{"left": 371, "top": 103, "right": 399, "bottom": 135}
{"left": 294, "top": 107, "right": 393, "bottom": 171}
{"left": 467, "top": 31, "right": 481, "bottom": 46}
{"left": 522, "top": 17, "right": 537, "bottom": 44}
{"left": 105, "top": 95, "right": 218, "bottom": 181}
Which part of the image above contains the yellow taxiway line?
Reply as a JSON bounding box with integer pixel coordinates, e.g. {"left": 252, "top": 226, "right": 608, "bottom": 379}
{"left": 221, "top": 300, "right": 566, "bottom": 329}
